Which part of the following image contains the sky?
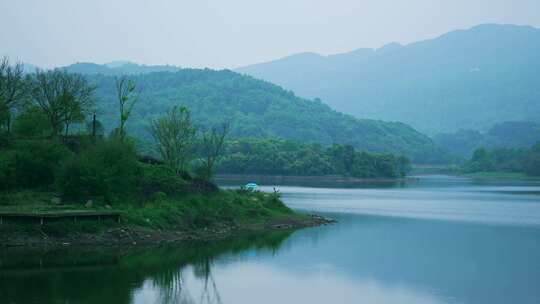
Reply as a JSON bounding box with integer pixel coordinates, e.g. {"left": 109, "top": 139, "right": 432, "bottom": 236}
{"left": 1, "top": 0, "right": 540, "bottom": 69}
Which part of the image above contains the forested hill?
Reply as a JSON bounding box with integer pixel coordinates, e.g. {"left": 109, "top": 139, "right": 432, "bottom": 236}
{"left": 63, "top": 65, "right": 446, "bottom": 163}
{"left": 237, "top": 24, "right": 540, "bottom": 134}
{"left": 434, "top": 121, "right": 540, "bottom": 159}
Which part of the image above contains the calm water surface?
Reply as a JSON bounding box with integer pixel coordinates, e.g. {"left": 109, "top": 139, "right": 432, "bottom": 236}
{"left": 1, "top": 175, "right": 540, "bottom": 304}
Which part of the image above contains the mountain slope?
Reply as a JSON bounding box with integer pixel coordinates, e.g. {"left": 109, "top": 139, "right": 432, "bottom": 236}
{"left": 434, "top": 121, "right": 540, "bottom": 159}
{"left": 63, "top": 64, "right": 446, "bottom": 163}
{"left": 237, "top": 24, "right": 540, "bottom": 134}
{"left": 64, "top": 62, "right": 181, "bottom": 75}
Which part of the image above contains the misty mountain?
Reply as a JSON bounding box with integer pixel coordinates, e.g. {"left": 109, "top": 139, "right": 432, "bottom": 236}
{"left": 64, "top": 64, "right": 446, "bottom": 163}
{"left": 237, "top": 24, "right": 540, "bottom": 134}
{"left": 63, "top": 62, "right": 181, "bottom": 75}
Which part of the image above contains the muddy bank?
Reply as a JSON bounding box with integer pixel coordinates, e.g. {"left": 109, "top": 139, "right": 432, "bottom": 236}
{"left": 0, "top": 214, "right": 335, "bottom": 249}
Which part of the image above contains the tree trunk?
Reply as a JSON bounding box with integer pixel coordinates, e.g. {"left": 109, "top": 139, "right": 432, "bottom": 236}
{"left": 92, "top": 114, "right": 96, "bottom": 143}
{"left": 6, "top": 112, "right": 11, "bottom": 135}
{"left": 119, "top": 120, "right": 125, "bottom": 142}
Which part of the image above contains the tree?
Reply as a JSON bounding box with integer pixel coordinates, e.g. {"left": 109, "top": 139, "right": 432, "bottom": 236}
{"left": 12, "top": 106, "right": 51, "bottom": 138}
{"left": 150, "top": 106, "right": 197, "bottom": 173}
{"left": 197, "top": 122, "right": 230, "bottom": 180}
{"left": 524, "top": 142, "right": 540, "bottom": 176}
{"left": 29, "top": 70, "right": 95, "bottom": 137}
{"left": 115, "top": 76, "right": 138, "bottom": 141}
{"left": 62, "top": 95, "right": 86, "bottom": 137}
{"left": 397, "top": 155, "right": 412, "bottom": 177}
{"left": 465, "top": 148, "right": 493, "bottom": 172}
{"left": 0, "top": 57, "right": 27, "bottom": 134}
{"left": 85, "top": 114, "right": 105, "bottom": 139}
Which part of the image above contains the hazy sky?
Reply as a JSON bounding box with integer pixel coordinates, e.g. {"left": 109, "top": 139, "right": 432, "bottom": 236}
{"left": 2, "top": 0, "right": 539, "bottom": 69}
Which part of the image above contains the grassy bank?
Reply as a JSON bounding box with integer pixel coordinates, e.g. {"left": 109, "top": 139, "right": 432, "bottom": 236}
{"left": 0, "top": 189, "right": 326, "bottom": 248}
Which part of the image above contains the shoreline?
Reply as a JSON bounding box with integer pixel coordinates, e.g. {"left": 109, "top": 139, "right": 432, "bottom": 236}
{"left": 0, "top": 214, "right": 335, "bottom": 249}
{"left": 458, "top": 172, "right": 540, "bottom": 180}
{"left": 215, "top": 174, "right": 409, "bottom": 185}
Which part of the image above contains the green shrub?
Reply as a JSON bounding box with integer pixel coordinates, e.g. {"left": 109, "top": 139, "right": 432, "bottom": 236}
{"left": 0, "top": 151, "right": 16, "bottom": 190}
{"left": 10, "top": 140, "right": 72, "bottom": 189}
{"left": 57, "top": 139, "right": 139, "bottom": 202}
{"left": 12, "top": 107, "right": 52, "bottom": 139}
{"left": 138, "top": 164, "right": 187, "bottom": 198}
{"left": 524, "top": 152, "right": 540, "bottom": 176}
{"left": 151, "top": 191, "right": 168, "bottom": 202}
{"left": 0, "top": 132, "right": 9, "bottom": 148}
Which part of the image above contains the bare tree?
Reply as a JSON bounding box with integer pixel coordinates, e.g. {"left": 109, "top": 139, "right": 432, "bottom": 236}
{"left": 62, "top": 93, "right": 87, "bottom": 137}
{"left": 115, "top": 75, "right": 138, "bottom": 141}
{"left": 0, "top": 56, "right": 27, "bottom": 134}
{"left": 29, "top": 69, "right": 95, "bottom": 137}
{"left": 198, "top": 122, "right": 230, "bottom": 180}
{"left": 150, "top": 106, "right": 197, "bottom": 173}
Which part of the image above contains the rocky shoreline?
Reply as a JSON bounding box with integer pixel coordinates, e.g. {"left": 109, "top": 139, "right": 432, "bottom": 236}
{"left": 1, "top": 214, "right": 335, "bottom": 249}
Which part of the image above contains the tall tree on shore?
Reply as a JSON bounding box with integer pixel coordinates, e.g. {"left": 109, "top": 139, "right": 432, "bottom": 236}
{"left": 150, "top": 106, "right": 197, "bottom": 173}
{"left": 29, "top": 70, "right": 95, "bottom": 137}
{"left": 198, "top": 122, "right": 230, "bottom": 180}
{"left": 115, "top": 76, "right": 138, "bottom": 141}
{"left": 0, "top": 57, "right": 27, "bottom": 134}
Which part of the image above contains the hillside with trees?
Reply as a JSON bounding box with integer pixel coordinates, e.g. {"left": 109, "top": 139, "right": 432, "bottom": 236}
{"left": 433, "top": 121, "right": 540, "bottom": 159}
{"left": 0, "top": 57, "right": 319, "bottom": 245}
{"left": 218, "top": 138, "right": 411, "bottom": 178}
{"left": 60, "top": 64, "right": 446, "bottom": 163}
{"left": 463, "top": 143, "right": 540, "bottom": 177}
{"left": 237, "top": 24, "right": 540, "bottom": 134}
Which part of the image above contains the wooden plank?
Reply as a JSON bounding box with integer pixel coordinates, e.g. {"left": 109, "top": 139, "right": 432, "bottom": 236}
{"left": 0, "top": 211, "right": 121, "bottom": 218}
{"left": 0, "top": 211, "right": 122, "bottom": 225}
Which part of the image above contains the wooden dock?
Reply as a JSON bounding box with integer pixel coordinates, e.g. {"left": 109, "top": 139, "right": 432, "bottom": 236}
{"left": 0, "top": 211, "right": 122, "bottom": 225}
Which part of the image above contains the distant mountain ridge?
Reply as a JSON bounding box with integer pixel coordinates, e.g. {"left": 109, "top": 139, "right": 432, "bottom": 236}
{"left": 63, "top": 62, "right": 181, "bottom": 75}
{"left": 57, "top": 63, "right": 447, "bottom": 163}
{"left": 22, "top": 61, "right": 182, "bottom": 75}
{"left": 237, "top": 24, "right": 540, "bottom": 134}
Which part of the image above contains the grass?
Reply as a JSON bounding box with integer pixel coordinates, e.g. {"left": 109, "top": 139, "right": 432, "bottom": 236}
{"left": 119, "top": 189, "right": 298, "bottom": 230}
{"left": 0, "top": 188, "right": 305, "bottom": 237}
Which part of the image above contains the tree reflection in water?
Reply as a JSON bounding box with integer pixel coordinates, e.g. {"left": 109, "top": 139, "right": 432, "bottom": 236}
{"left": 0, "top": 230, "right": 293, "bottom": 304}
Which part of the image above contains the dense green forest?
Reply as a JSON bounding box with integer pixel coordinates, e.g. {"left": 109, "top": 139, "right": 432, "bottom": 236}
{"left": 218, "top": 138, "right": 410, "bottom": 178}
{"left": 463, "top": 143, "right": 540, "bottom": 176}
{"left": 61, "top": 64, "right": 447, "bottom": 163}
{"left": 0, "top": 61, "right": 303, "bottom": 236}
{"left": 0, "top": 62, "right": 225, "bottom": 201}
{"left": 433, "top": 121, "right": 540, "bottom": 159}
{"left": 0, "top": 59, "right": 413, "bottom": 209}
{"left": 238, "top": 24, "right": 540, "bottom": 134}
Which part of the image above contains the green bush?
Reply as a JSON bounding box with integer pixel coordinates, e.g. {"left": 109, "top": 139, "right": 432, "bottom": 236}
{"left": 0, "top": 151, "right": 16, "bottom": 190}
{"left": 57, "top": 139, "right": 139, "bottom": 202}
{"left": 7, "top": 140, "right": 72, "bottom": 189}
{"left": 12, "top": 107, "right": 52, "bottom": 139}
{"left": 524, "top": 152, "right": 540, "bottom": 176}
{"left": 138, "top": 164, "right": 188, "bottom": 198}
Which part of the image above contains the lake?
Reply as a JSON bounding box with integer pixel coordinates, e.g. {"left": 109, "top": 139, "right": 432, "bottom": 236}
{"left": 1, "top": 175, "right": 540, "bottom": 304}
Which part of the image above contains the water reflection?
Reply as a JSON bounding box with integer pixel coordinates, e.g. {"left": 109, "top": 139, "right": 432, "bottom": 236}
{"left": 0, "top": 231, "right": 293, "bottom": 304}
{"left": 2, "top": 176, "right": 540, "bottom": 303}
{"left": 134, "top": 263, "right": 448, "bottom": 304}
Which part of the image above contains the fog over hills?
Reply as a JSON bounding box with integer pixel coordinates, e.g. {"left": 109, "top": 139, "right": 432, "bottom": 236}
{"left": 237, "top": 24, "right": 540, "bottom": 135}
